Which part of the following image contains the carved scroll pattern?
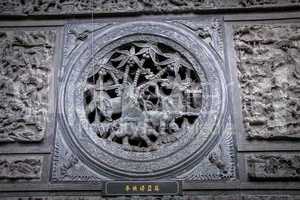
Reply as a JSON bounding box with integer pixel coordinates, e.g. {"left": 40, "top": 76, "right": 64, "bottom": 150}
{"left": 0, "top": 30, "right": 55, "bottom": 143}
{"left": 234, "top": 24, "right": 300, "bottom": 139}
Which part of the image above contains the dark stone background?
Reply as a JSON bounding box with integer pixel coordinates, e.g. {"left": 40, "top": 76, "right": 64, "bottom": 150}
{"left": 0, "top": 0, "right": 300, "bottom": 199}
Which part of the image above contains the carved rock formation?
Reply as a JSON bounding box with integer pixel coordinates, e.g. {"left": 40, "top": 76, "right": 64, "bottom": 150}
{"left": 0, "top": 156, "right": 43, "bottom": 179}
{"left": 234, "top": 24, "right": 300, "bottom": 140}
{"left": 0, "top": 30, "right": 55, "bottom": 143}
{"left": 247, "top": 154, "right": 300, "bottom": 180}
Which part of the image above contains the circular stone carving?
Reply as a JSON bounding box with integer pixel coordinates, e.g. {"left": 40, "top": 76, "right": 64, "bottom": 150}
{"left": 60, "top": 21, "right": 227, "bottom": 179}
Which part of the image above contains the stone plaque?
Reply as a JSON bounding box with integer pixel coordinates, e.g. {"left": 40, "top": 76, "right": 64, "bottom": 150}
{"left": 104, "top": 181, "right": 181, "bottom": 196}
{"left": 51, "top": 18, "right": 236, "bottom": 182}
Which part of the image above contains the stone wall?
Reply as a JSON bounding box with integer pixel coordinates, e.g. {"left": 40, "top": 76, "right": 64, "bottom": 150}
{"left": 0, "top": 1, "right": 299, "bottom": 199}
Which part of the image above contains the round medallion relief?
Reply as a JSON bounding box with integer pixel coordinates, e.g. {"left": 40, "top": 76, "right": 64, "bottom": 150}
{"left": 60, "top": 21, "right": 227, "bottom": 179}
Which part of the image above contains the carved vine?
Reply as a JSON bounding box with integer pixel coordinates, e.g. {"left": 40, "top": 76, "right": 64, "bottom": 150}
{"left": 0, "top": 30, "right": 55, "bottom": 143}
{"left": 84, "top": 42, "right": 202, "bottom": 152}
{"left": 234, "top": 24, "right": 300, "bottom": 140}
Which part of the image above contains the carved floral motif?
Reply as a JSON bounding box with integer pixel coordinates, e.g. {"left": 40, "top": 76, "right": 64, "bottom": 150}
{"left": 0, "top": 30, "right": 55, "bottom": 143}
{"left": 234, "top": 24, "right": 300, "bottom": 139}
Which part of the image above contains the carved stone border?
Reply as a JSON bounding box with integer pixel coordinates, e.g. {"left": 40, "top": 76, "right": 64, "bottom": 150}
{"left": 0, "top": 0, "right": 300, "bottom": 18}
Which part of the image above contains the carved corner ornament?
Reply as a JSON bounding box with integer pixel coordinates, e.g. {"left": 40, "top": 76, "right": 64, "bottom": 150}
{"left": 234, "top": 24, "right": 300, "bottom": 140}
{"left": 0, "top": 30, "right": 56, "bottom": 143}
{"left": 51, "top": 18, "right": 237, "bottom": 182}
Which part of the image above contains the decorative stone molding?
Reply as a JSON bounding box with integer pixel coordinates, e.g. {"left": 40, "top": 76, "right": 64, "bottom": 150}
{"left": 0, "top": 30, "right": 56, "bottom": 143}
{"left": 234, "top": 24, "right": 300, "bottom": 140}
{"left": 52, "top": 18, "right": 236, "bottom": 181}
{"left": 51, "top": 125, "right": 105, "bottom": 182}
{"left": 0, "top": 0, "right": 299, "bottom": 17}
{"left": 177, "top": 117, "right": 236, "bottom": 181}
{"left": 0, "top": 195, "right": 239, "bottom": 200}
{"left": 0, "top": 156, "right": 43, "bottom": 179}
{"left": 243, "top": 195, "right": 296, "bottom": 200}
{"left": 247, "top": 154, "right": 300, "bottom": 180}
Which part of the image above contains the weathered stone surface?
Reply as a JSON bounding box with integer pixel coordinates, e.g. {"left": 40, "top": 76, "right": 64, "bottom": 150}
{"left": 177, "top": 117, "right": 236, "bottom": 181}
{"left": 0, "top": 30, "right": 56, "bottom": 143}
{"left": 53, "top": 19, "right": 236, "bottom": 181}
{"left": 0, "top": 156, "right": 43, "bottom": 179}
{"left": 51, "top": 125, "right": 105, "bottom": 182}
{"left": 0, "top": 0, "right": 299, "bottom": 16}
{"left": 0, "top": 195, "right": 239, "bottom": 200}
{"left": 234, "top": 24, "right": 300, "bottom": 140}
{"left": 247, "top": 154, "right": 300, "bottom": 180}
{"left": 242, "top": 195, "right": 296, "bottom": 200}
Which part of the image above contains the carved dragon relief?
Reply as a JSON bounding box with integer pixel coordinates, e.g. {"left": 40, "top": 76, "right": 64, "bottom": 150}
{"left": 234, "top": 24, "right": 300, "bottom": 140}
{"left": 84, "top": 42, "right": 202, "bottom": 152}
{"left": 0, "top": 30, "right": 55, "bottom": 143}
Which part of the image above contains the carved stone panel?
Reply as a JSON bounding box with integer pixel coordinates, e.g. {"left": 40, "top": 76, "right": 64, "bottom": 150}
{"left": 0, "top": 30, "right": 56, "bottom": 144}
{"left": 0, "top": 0, "right": 300, "bottom": 16}
{"left": 0, "top": 155, "right": 43, "bottom": 180}
{"left": 52, "top": 18, "right": 236, "bottom": 182}
{"left": 233, "top": 24, "right": 300, "bottom": 140}
{"left": 247, "top": 153, "right": 300, "bottom": 180}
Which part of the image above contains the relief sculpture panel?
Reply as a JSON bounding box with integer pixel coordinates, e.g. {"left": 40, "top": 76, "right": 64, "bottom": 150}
{"left": 0, "top": 155, "right": 43, "bottom": 179}
{"left": 0, "top": 0, "right": 300, "bottom": 16}
{"left": 247, "top": 153, "right": 300, "bottom": 180}
{"left": 234, "top": 24, "right": 300, "bottom": 140}
{"left": 0, "top": 30, "right": 56, "bottom": 143}
{"left": 52, "top": 18, "right": 236, "bottom": 182}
